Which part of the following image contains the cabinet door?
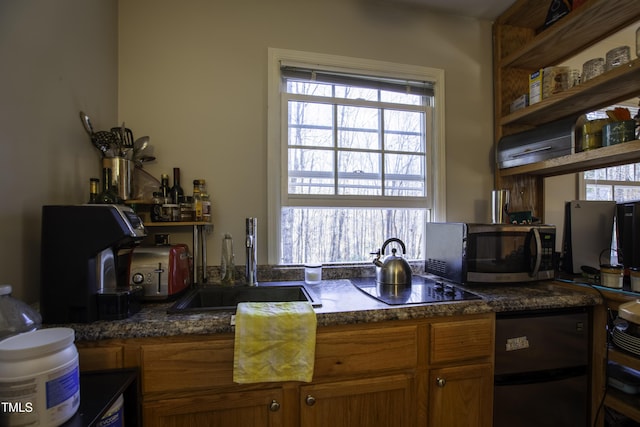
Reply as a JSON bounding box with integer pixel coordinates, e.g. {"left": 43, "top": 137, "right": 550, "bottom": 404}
{"left": 428, "top": 363, "right": 492, "bottom": 427}
{"left": 300, "top": 374, "right": 413, "bottom": 427}
{"left": 142, "top": 388, "right": 284, "bottom": 427}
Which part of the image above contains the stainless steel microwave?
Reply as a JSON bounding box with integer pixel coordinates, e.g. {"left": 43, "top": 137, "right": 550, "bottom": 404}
{"left": 425, "top": 223, "right": 556, "bottom": 284}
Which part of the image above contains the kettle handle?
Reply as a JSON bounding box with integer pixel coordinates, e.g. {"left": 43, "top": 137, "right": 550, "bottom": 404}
{"left": 381, "top": 238, "right": 406, "bottom": 255}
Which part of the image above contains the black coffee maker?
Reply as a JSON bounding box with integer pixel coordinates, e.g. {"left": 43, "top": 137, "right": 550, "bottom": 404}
{"left": 40, "top": 204, "right": 146, "bottom": 323}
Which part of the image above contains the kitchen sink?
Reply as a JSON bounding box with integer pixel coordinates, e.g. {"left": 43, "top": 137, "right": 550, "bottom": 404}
{"left": 167, "top": 282, "right": 321, "bottom": 313}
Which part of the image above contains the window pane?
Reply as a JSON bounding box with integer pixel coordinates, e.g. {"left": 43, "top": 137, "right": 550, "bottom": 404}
{"left": 288, "top": 148, "right": 334, "bottom": 194}
{"left": 338, "top": 151, "right": 381, "bottom": 195}
{"left": 380, "top": 91, "right": 424, "bottom": 106}
{"left": 337, "top": 106, "right": 380, "bottom": 149}
{"left": 280, "top": 207, "right": 427, "bottom": 264}
{"left": 586, "top": 184, "right": 612, "bottom": 200}
{"left": 385, "top": 153, "right": 425, "bottom": 196}
{"left": 607, "top": 164, "right": 634, "bottom": 181}
{"left": 287, "top": 81, "right": 333, "bottom": 97}
{"left": 289, "top": 101, "right": 333, "bottom": 147}
{"left": 335, "top": 85, "right": 378, "bottom": 101}
{"left": 614, "top": 186, "right": 640, "bottom": 202}
{"left": 384, "top": 110, "right": 424, "bottom": 152}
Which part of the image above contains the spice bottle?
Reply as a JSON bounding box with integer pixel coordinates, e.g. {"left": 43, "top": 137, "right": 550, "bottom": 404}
{"left": 201, "top": 179, "right": 211, "bottom": 223}
{"left": 151, "top": 192, "right": 163, "bottom": 222}
{"left": 160, "top": 174, "right": 170, "bottom": 202}
{"left": 193, "top": 180, "right": 203, "bottom": 221}
{"left": 88, "top": 178, "right": 99, "bottom": 204}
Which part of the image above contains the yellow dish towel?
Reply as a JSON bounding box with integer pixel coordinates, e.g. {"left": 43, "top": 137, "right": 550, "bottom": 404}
{"left": 233, "top": 301, "right": 317, "bottom": 384}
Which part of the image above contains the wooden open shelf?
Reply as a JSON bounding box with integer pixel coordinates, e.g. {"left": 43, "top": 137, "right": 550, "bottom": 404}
{"left": 500, "top": 58, "right": 640, "bottom": 127}
{"left": 499, "top": 139, "right": 640, "bottom": 177}
{"left": 498, "top": 0, "right": 640, "bottom": 70}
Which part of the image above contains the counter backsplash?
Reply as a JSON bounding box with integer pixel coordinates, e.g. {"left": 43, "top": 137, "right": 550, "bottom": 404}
{"left": 204, "top": 261, "right": 426, "bottom": 284}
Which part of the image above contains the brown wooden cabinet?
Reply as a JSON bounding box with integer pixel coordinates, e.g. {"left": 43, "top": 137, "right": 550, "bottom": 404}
{"left": 76, "top": 313, "right": 494, "bottom": 427}
{"left": 427, "top": 316, "right": 494, "bottom": 427}
{"left": 77, "top": 342, "right": 124, "bottom": 371}
{"left": 142, "top": 388, "right": 285, "bottom": 427}
{"left": 299, "top": 374, "right": 413, "bottom": 427}
{"left": 493, "top": 0, "right": 640, "bottom": 219}
{"left": 428, "top": 363, "right": 493, "bottom": 427}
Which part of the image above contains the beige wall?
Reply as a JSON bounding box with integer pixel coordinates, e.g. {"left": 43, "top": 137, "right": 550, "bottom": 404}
{"left": 0, "top": 0, "right": 495, "bottom": 303}
{"left": 118, "top": 0, "right": 496, "bottom": 266}
{"left": 0, "top": 0, "right": 118, "bottom": 302}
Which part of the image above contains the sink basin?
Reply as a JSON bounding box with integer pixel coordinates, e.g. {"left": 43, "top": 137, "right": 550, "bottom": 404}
{"left": 167, "top": 282, "right": 321, "bottom": 313}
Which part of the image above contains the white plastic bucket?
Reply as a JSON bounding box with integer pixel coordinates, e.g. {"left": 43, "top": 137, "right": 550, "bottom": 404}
{"left": 0, "top": 327, "right": 80, "bottom": 427}
{"left": 97, "top": 393, "right": 124, "bottom": 427}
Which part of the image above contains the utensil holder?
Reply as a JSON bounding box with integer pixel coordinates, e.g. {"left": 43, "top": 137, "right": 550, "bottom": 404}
{"left": 102, "top": 157, "right": 134, "bottom": 200}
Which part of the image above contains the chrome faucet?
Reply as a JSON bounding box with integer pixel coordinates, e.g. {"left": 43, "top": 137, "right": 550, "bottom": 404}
{"left": 245, "top": 217, "right": 258, "bottom": 286}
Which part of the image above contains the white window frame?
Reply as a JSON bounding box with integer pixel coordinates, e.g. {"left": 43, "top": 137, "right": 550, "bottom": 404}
{"left": 266, "top": 48, "right": 446, "bottom": 264}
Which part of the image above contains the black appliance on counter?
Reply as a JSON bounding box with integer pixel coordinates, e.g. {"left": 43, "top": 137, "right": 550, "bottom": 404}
{"left": 562, "top": 200, "right": 616, "bottom": 274}
{"left": 40, "top": 204, "right": 146, "bottom": 323}
{"left": 616, "top": 200, "right": 640, "bottom": 269}
{"left": 350, "top": 276, "right": 481, "bottom": 305}
{"left": 425, "top": 222, "right": 556, "bottom": 284}
{"left": 493, "top": 307, "right": 589, "bottom": 427}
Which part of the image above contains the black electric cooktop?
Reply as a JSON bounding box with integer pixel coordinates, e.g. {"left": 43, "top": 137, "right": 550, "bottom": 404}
{"left": 350, "top": 276, "right": 481, "bottom": 305}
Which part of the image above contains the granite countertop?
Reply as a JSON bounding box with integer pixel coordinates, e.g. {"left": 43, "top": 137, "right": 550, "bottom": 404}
{"left": 65, "top": 277, "right": 601, "bottom": 341}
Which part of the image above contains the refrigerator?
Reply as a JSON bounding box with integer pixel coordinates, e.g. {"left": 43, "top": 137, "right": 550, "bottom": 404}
{"left": 493, "top": 307, "right": 589, "bottom": 427}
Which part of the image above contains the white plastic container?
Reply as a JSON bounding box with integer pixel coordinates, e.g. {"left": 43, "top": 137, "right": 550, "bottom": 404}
{"left": 0, "top": 328, "right": 80, "bottom": 427}
{"left": 97, "top": 393, "right": 124, "bottom": 427}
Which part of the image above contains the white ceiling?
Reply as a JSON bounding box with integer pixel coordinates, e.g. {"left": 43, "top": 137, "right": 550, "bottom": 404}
{"left": 382, "top": 0, "right": 517, "bottom": 20}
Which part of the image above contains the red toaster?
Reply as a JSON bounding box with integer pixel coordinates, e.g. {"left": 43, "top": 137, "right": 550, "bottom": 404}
{"left": 129, "top": 244, "right": 191, "bottom": 300}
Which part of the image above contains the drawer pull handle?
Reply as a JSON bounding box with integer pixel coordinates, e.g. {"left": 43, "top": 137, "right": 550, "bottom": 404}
{"left": 305, "top": 395, "right": 316, "bottom": 406}
{"left": 436, "top": 377, "right": 446, "bottom": 387}
{"left": 269, "top": 400, "right": 281, "bottom": 412}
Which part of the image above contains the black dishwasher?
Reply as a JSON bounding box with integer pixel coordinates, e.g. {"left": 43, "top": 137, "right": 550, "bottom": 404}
{"left": 494, "top": 307, "right": 589, "bottom": 427}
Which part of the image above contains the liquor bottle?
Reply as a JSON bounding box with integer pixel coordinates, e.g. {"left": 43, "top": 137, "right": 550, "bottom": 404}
{"left": 193, "top": 180, "right": 203, "bottom": 221}
{"left": 160, "top": 174, "right": 170, "bottom": 202}
{"left": 97, "top": 168, "right": 119, "bottom": 204}
{"left": 88, "top": 178, "right": 99, "bottom": 204}
{"left": 170, "top": 167, "right": 184, "bottom": 204}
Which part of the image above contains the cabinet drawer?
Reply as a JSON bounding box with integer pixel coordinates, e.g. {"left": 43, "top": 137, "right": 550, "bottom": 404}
{"left": 430, "top": 316, "right": 493, "bottom": 364}
{"left": 141, "top": 337, "right": 235, "bottom": 394}
{"left": 314, "top": 324, "right": 418, "bottom": 378}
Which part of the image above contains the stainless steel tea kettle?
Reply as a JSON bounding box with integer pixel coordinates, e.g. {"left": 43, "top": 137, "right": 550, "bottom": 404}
{"left": 371, "top": 238, "right": 412, "bottom": 287}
